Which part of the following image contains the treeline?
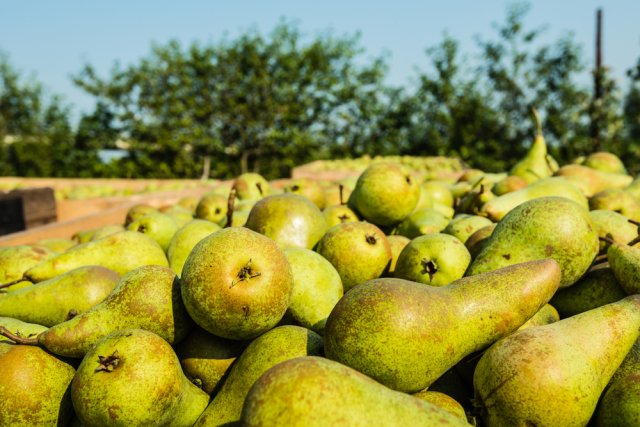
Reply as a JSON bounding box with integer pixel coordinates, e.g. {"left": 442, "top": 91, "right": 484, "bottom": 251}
{"left": 1, "top": 4, "right": 640, "bottom": 179}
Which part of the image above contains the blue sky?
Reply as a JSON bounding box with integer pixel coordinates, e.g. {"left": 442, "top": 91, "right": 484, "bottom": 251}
{"left": 2, "top": 1, "right": 639, "bottom": 124}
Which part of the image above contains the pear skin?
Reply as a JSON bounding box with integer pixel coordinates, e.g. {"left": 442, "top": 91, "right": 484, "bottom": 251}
{"left": 241, "top": 356, "right": 469, "bottom": 427}
{"left": 0, "top": 245, "right": 55, "bottom": 284}
{"left": 594, "top": 372, "right": 640, "bottom": 427}
{"left": 555, "top": 164, "right": 633, "bottom": 197}
{"left": 474, "top": 295, "right": 640, "bottom": 427}
{"left": 194, "top": 325, "right": 323, "bottom": 427}
{"left": 608, "top": 243, "right": 640, "bottom": 295}
{"left": 324, "top": 259, "right": 561, "bottom": 392}
{"left": 24, "top": 231, "right": 168, "bottom": 282}
{"left": 0, "top": 265, "right": 120, "bottom": 327}
{"left": 412, "top": 390, "right": 469, "bottom": 422}
{"left": 167, "top": 219, "right": 221, "bottom": 277}
{"left": 0, "top": 317, "right": 47, "bottom": 342}
{"left": 510, "top": 119, "right": 553, "bottom": 184}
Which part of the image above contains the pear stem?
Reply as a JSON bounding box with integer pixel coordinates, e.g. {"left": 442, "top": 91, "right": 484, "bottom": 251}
{"left": 531, "top": 107, "right": 542, "bottom": 136}
{"left": 598, "top": 236, "right": 616, "bottom": 246}
{"left": 0, "top": 326, "right": 40, "bottom": 345}
{"left": 628, "top": 235, "right": 640, "bottom": 247}
{"left": 225, "top": 188, "right": 236, "bottom": 228}
{"left": 628, "top": 218, "right": 640, "bottom": 226}
{"left": 339, "top": 184, "right": 345, "bottom": 205}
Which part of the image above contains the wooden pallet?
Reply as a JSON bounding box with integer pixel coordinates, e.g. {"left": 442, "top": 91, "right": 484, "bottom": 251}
{"left": 0, "top": 187, "right": 57, "bottom": 236}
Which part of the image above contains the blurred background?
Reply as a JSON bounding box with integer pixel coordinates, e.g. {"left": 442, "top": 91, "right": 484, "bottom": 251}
{"left": 1, "top": 0, "right": 639, "bottom": 179}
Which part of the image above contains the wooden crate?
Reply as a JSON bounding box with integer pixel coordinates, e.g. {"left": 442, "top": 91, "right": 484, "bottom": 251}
{"left": 0, "top": 188, "right": 57, "bottom": 236}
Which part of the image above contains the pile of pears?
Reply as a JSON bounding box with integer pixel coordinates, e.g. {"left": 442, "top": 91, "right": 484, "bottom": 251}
{"left": 3, "top": 125, "right": 640, "bottom": 426}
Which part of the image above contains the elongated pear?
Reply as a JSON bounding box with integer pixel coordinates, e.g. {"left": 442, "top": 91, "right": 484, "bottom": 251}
{"left": 0, "top": 245, "right": 54, "bottom": 284}
{"left": 167, "top": 219, "right": 220, "bottom": 277}
{"left": 608, "top": 243, "right": 640, "bottom": 295}
{"left": 510, "top": 111, "right": 554, "bottom": 184}
{"left": 324, "top": 259, "right": 561, "bottom": 393}
{"left": 20, "top": 265, "right": 193, "bottom": 358}
{"left": 0, "top": 343, "right": 76, "bottom": 426}
{"left": 468, "top": 197, "right": 598, "bottom": 288}
{"left": 24, "top": 231, "right": 168, "bottom": 282}
{"left": 479, "top": 177, "right": 587, "bottom": 221}
{"left": 555, "top": 164, "right": 633, "bottom": 197}
{"left": 474, "top": 295, "right": 640, "bottom": 427}
{"left": 241, "top": 356, "right": 469, "bottom": 427}
{"left": 0, "top": 317, "right": 47, "bottom": 342}
{"left": 194, "top": 325, "right": 323, "bottom": 427}
{"left": 0, "top": 266, "right": 120, "bottom": 327}
{"left": 71, "top": 329, "right": 209, "bottom": 427}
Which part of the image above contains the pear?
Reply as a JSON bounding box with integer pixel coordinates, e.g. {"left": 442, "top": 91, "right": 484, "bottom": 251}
{"left": 555, "top": 164, "right": 633, "bottom": 197}
{"left": 584, "top": 151, "right": 628, "bottom": 174}
{"left": 491, "top": 175, "right": 528, "bottom": 196}
{"left": 427, "top": 368, "right": 474, "bottom": 414}
{"left": 162, "top": 205, "right": 194, "bottom": 228}
{"left": 88, "top": 224, "right": 126, "bottom": 241}
{"left": 479, "top": 176, "right": 587, "bottom": 221}
{"left": 0, "top": 245, "right": 55, "bottom": 285}
{"left": 594, "top": 372, "right": 640, "bottom": 427}
{"left": 394, "top": 233, "right": 471, "bottom": 287}
{"left": 510, "top": 110, "right": 554, "bottom": 183}
{"left": 0, "top": 317, "right": 47, "bottom": 342}
{"left": 590, "top": 188, "right": 640, "bottom": 222}
{"left": 468, "top": 197, "right": 599, "bottom": 288}
{"left": 245, "top": 193, "right": 328, "bottom": 249}
{"left": 0, "top": 265, "right": 120, "bottom": 327}
{"left": 10, "top": 265, "right": 193, "bottom": 358}
{"left": 283, "top": 247, "right": 343, "bottom": 334}
{"left": 412, "top": 390, "right": 469, "bottom": 422}
{"left": 195, "top": 192, "right": 228, "bottom": 224}
{"left": 283, "top": 178, "right": 327, "bottom": 209}
{"left": 71, "top": 328, "right": 209, "bottom": 426}
{"left": 473, "top": 295, "right": 640, "bottom": 427}
{"left": 241, "top": 356, "right": 469, "bottom": 427}
{"left": 35, "top": 237, "right": 76, "bottom": 253}
{"left": 395, "top": 208, "right": 450, "bottom": 239}
{"left": 455, "top": 181, "right": 495, "bottom": 215}
{"left": 124, "top": 203, "right": 157, "bottom": 226}
{"left": 24, "top": 231, "right": 168, "bottom": 282}
{"left": 194, "top": 325, "right": 323, "bottom": 427}
{"left": 386, "top": 234, "right": 411, "bottom": 276}
{"left": 232, "top": 172, "right": 270, "bottom": 201}
{"left": 167, "top": 219, "right": 221, "bottom": 277}
{"left": 590, "top": 209, "right": 637, "bottom": 253}
{"left": 517, "top": 303, "right": 559, "bottom": 330}
{"left": 126, "top": 211, "right": 179, "bottom": 252}
{"left": 177, "top": 195, "right": 200, "bottom": 212}
{"left": 0, "top": 279, "right": 33, "bottom": 293}
{"left": 323, "top": 204, "right": 359, "bottom": 227}
{"left": 348, "top": 162, "right": 420, "bottom": 227}
{"left": 608, "top": 243, "right": 640, "bottom": 295}
{"left": 419, "top": 180, "right": 455, "bottom": 208}
{"left": 465, "top": 223, "right": 496, "bottom": 259}
{"left": 443, "top": 214, "right": 493, "bottom": 244}
{"left": 324, "top": 259, "right": 561, "bottom": 392}
{"left": 181, "top": 227, "right": 293, "bottom": 340}
{"left": 0, "top": 343, "right": 76, "bottom": 426}
{"left": 315, "top": 221, "right": 392, "bottom": 292}
{"left": 551, "top": 265, "right": 626, "bottom": 317}
{"left": 175, "top": 326, "right": 247, "bottom": 395}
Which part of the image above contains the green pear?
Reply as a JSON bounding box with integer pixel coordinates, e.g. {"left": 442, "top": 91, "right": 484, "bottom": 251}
{"left": 348, "top": 162, "right": 420, "bottom": 227}
{"left": 195, "top": 193, "right": 228, "bottom": 224}
{"left": 465, "top": 223, "right": 496, "bottom": 259}
{"left": 16, "top": 265, "right": 193, "bottom": 358}
{"left": 324, "top": 259, "right": 561, "bottom": 392}
{"left": 181, "top": 227, "right": 293, "bottom": 340}
{"left": 0, "top": 245, "right": 55, "bottom": 285}
{"left": 394, "top": 233, "right": 471, "bottom": 287}
{"left": 232, "top": 172, "right": 270, "bottom": 201}
{"left": 24, "top": 231, "right": 168, "bottom": 282}
{"left": 443, "top": 214, "right": 493, "bottom": 244}
{"left": 88, "top": 224, "right": 126, "bottom": 241}
{"left": 0, "top": 265, "right": 120, "bottom": 327}
{"left": 0, "top": 343, "right": 76, "bottom": 426}
{"left": 395, "top": 208, "right": 450, "bottom": 239}
{"left": 175, "top": 325, "right": 248, "bottom": 395}
{"left": 555, "top": 164, "right": 633, "bottom": 197}
{"left": 283, "top": 247, "right": 343, "bottom": 334}
{"left": 550, "top": 265, "right": 626, "bottom": 317}
{"left": 510, "top": 113, "right": 554, "bottom": 183}
{"left": 428, "top": 368, "right": 475, "bottom": 415}
{"left": 35, "top": 237, "right": 76, "bottom": 253}
{"left": 177, "top": 195, "right": 200, "bottom": 212}
{"left": 283, "top": 178, "right": 327, "bottom": 209}
{"left": 124, "top": 203, "right": 157, "bottom": 226}
{"left": 194, "top": 325, "right": 323, "bottom": 427}
{"left": 386, "top": 234, "right": 411, "bottom": 276}
{"left": 323, "top": 180, "right": 354, "bottom": 207}
{"left": 468, "top": 197, "right": 599, "bottom": 288}
{"left": 315, "top": 221, "right": 392, "bottom": 292}
{"left": 479, "top": 176, "right": 587, "bottom": 221}
{"left": 241, "top": 356, "right": 469, "bottom": 427}
{"left": 245, "top": 193, "right": 328, "bottom": 249}
{"left": 594, "top": 372, "right": 640, "bottom": 427}
{"left": 412, "top": 390, "right": 468, "bottom": 422}
{"left": 416, "top": 181, "right": 455, "bottom": 209}
{"left": 590, "top": 188, "right": 640, "bottom": 222}
{"left": 167, "top": 219, "right": 221, "bottom": 276}
{"left": 0, "top": 317, "right": 47, "bottom": 342}
{"left": 491, "top": 175, "right": 528, "bottom": 196}
{"left": 608, "top": 243, "right": 640, "bottom": 295}
{"left": 161, "top": 205, "right": 194, "bottom": 228}
{"left": 322, "top": 204, "right": 359, "bottom": 227}
{"left": 584, "top": 151, "right": 628, "bottom": 174}
{"left": 473, "top": 295, "right": 640, "bottom": 427}
{"left": 126, "top": 211, "right": 179, "bottom": 252}
{"left": 517, "top": 303, "right": 559, "bottom": 330}
{"left": 71, "top": 328, "right": 209, "bottom": 426}
{"left": 455, "top": 181, "right": 495, "bottom": 215}
{"left": 590, "top": 209, "right": 638, "bottom": 252}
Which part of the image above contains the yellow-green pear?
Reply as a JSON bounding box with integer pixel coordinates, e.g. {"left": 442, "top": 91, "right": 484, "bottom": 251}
{"left": 474, "top": 295, "right": 640, "bottom": 427}
{"left": 322, "top": 204, "right": 359, "bottom": 227}
{"left": 232, "top": 172, "right": 270, "bottom": 201}
{"left": 412, "top": 390, "right": 469, "bottom": 422}
{"left": 555, "top": 164, "right": 633, "bottom": 197}
{"left": 608, "top": 243, "right": 640, "bottom": 295}
{"left": 0, "top": 245, "right": 55, "bottom": 285}
{"left": 126, "top": 211, "right": 179, "bottom": 252}
{"left": 167, "top": 219, "right": 221, "bottom": 276}
{"left": 71, "top": 328, "right": 209, "bottom": 426}
{"left": 510, "top": 111, "right": 554, "bottom": 183}
{"left": 24, "top": 231, "right": 168, "bottom": 282}
{"left": 584, "top": 151, "right": 628, "bottom": 174}
{"left": 590, "top": 209, "right": 638, "bottom": 253}
{"left": 443, "top": 214, "right": 493, "bottom": 244}
{"left": 386, "top": 234, "right": 411, "bottom": 276}
{"left": 195, "top": 193, "right": 228, "bottom": 224}
{"left": 35, "top": 238, "right": 76, "bottom": 253}
{"left": 241, "top": 356, "right": 469, "bottom": 427}
{"left": 395, "top": 208, "right": 450, "bottom": 239}
{"left": 324, "top": 259, "right": 561, "bottom": 392}
{"left": 0, "top": 317, "right": 47, "bottom": 342}
{"left": 491, "top": 175, "right": 528, "bottom": 196}
{"left": 283, "top": 178, "right": 327, "bottom": 209}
